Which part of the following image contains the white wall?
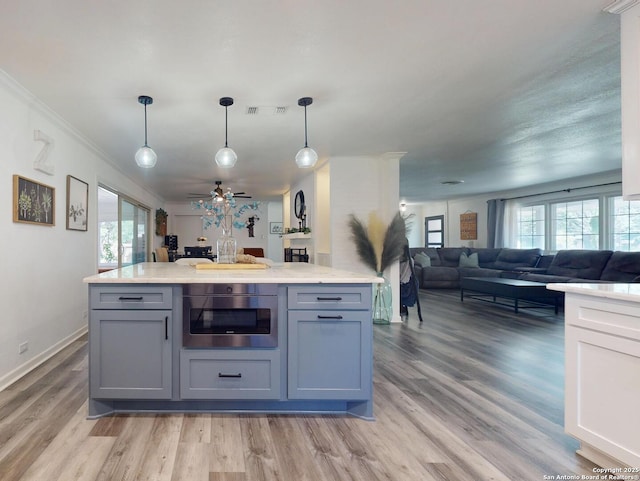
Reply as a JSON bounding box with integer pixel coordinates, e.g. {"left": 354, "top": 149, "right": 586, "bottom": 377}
{"left": 0, "top": 71, "right": 164, "bottom": 389}
{"left": 329, "top": 154, "right": 402, "bottom": 321}
{"left": 285, "top": 173, "right": 316, "bottom": 262}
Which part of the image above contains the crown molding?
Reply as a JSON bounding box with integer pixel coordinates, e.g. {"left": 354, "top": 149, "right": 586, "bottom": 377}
{"left": 603, "top": 0, "right": 640, "bottom": 14}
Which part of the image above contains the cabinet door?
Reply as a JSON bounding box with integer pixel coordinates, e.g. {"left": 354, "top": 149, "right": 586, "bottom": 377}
{"left": 288, "top": 310, "right": 372, "bottom": 400}
{"left": 90, "top": 310, "right": 172, "bottom": 399}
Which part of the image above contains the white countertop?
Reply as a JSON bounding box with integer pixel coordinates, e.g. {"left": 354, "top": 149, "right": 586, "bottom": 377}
{"left": 84, "top": 262, "right": 382, "bottom": 284}
{"left": 548, "top": 282, "right": 640, "bottom": 303}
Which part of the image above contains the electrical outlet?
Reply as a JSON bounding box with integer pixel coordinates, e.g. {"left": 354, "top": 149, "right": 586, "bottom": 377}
{"left": 19, "top": 342, "right": 28, "bottom": 354}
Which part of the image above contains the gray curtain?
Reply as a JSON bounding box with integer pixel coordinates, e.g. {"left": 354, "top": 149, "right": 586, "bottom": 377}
{"left": 487, "top": 199, "right": 506, "bottom": 248}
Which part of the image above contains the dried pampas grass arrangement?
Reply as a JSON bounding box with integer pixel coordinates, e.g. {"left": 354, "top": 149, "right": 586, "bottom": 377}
{"left": 348, "top": 211, "right": 408, "bottom": 274}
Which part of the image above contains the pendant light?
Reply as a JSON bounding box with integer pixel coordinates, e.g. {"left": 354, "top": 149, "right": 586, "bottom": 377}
{"left": 295, "top": 97, "right": 318, "bottom": 168}
{"left": 215, "top": 97, "right": 237, "bottom": 168}
{"left": 135, "top": 95, "right": 157, "bottom": 168}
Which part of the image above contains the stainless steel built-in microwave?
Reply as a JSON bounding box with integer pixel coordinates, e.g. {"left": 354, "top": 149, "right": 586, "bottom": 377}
{"left": 182, "top": 283, "right": 278, "bottom": 348}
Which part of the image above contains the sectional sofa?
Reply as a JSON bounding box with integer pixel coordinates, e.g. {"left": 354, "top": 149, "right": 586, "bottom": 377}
{"left": 409, "top": 247, "right": 640, "bottom": 289}
{"left": 409, "top": 247, "right": 543, "bottom": 289}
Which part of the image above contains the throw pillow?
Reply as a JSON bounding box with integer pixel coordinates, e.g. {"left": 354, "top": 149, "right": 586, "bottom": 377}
{"left": 459, "top": 252, "right": 479, "bottom": 268}
{"left": 414, "top": 252, "right": 431, "bottom": 267}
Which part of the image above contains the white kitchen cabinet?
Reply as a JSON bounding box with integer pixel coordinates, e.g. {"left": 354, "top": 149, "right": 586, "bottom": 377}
{"left": 564, "top": 292, "right": 640, "bottom": 468}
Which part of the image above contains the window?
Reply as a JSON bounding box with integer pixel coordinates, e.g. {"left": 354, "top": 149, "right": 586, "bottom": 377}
{"left": 516, "top": 204, "right": 545, "bottom": 249}
{"left": 425, "top": 215, "right": 444, "bottom": 248}
{"left": 551, "top": 199, "right": 599, "bottom": 250}
{"left": 98, "top": 185, "right": 150, "bottom": 271}
{"left": 609, "top": 196, "right": 640, "bottom": 251}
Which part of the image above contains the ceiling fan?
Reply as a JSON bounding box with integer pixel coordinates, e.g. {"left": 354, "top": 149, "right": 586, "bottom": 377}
{"left": 187, "top": 180, "right": 252, "bottom": 200}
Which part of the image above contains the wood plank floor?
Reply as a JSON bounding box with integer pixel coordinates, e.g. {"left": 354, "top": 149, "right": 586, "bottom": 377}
{"left": 0, "top": 289, "right": 600, "bottom": 481}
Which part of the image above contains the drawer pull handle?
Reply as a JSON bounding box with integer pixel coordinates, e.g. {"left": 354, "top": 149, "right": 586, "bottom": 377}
{"left": 165, "top": 316, "right": 168, "bottom": 340}
{"left": 316, "top": 297, "right": 342, "bottom": 301}
{"left": 118, "top": 296, "right": 144, "bottom": 301}
{"left": 317, "top": 315, "right": 343, "bottom": 320}
{"left": 218, "top": 373, "right": 242, "bottom": 378}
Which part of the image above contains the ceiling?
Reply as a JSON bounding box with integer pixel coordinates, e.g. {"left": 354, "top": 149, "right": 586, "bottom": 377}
{"left": 0, "top": 1, "right": 622, "bottom": 204}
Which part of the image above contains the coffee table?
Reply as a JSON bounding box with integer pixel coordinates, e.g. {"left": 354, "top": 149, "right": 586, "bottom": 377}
{"left": 460, "top": 277, "right": 563, "bottom": 314}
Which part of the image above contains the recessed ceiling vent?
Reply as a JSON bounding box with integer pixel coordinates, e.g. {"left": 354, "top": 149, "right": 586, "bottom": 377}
{"left": 246, "top": 106, "right": 259, "bottom": 115}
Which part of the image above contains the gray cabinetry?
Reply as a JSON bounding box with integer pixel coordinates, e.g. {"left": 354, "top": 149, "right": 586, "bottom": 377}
{"left": 180, "top": 349, "right": 280, "bottom": 399}
{"left": 89, "top": 286, "right": 172, "bottom": 399}
{"left": 287, "top": 285, "right": 372, "bottom": 400}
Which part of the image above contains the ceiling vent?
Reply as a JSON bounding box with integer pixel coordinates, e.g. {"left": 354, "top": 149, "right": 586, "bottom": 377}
{"left": 275, "top": 106, "right": 287, "bottom": 114}
{"left": 246, "top": 106, "right": 259, "bottom": 115}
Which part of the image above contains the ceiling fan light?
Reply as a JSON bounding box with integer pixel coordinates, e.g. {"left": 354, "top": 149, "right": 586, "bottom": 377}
{"left": 295, "top": 147, "right": 318, "bottom": 168}
{"left": 135, "top": 145, "right": 157, "bottom": 168}
{"left": 215, "top": 147, "right": 237, "bottom": 168}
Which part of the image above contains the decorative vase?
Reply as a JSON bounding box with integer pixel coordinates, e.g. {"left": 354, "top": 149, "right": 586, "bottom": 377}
{"left": 216, "top": 226, "right": 237, "bottom": 264}
{"left": 372, "top": 272, "right": 392, "bottom": 324}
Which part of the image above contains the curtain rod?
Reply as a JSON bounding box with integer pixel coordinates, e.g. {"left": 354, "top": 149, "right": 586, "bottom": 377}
{"left": 500, "top": 181, "right": 621, "bottom": 201}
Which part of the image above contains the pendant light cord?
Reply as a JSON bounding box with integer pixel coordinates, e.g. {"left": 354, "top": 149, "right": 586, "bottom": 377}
{"left": 225, "top": 106, "right": 229, "bottom": 148}
{"left": 303, "top": 105, "right": 309, "bottom": 148}
{"left": 143, "top": 103, "right": 149, "bottom": 147}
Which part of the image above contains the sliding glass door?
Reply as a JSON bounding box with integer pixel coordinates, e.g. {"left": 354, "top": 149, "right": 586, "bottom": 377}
{"left": 98, "top": 186, "right": 150, "bottom": 271}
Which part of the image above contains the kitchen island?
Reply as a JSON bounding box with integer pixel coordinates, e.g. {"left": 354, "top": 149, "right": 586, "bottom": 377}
{"left": 547, "top": 283, "right": 640, "bottom": 469}
{"left": 84, "top": 262, "right": 380, "bottom": 420}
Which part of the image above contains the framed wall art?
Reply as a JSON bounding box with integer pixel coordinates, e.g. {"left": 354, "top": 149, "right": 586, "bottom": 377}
{"left": 66, "top": 175, "right": 88, "bottom": 231}
{"left": 270, "top": 222, "right": 283, "bottom": 235}
{"left": 13, "top": 174, "right": 55, "bottom": 226}
{"left": 460, "top": 212, "right": 477, "bottom": 240}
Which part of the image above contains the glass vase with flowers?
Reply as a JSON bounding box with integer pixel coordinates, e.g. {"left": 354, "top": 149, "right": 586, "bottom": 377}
{"left": 348, "top": 211, "right": 408, "bottom": 324}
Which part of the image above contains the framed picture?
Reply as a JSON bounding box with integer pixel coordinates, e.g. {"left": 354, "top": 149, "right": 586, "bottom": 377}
{"left": 460, "top": 212, "right": 477, "bottom": 240}
{"left": 13, "top": 174, "right": 55, "bottom": 226}
{"left": 66, "top": 175, "right": 88, "bottom": 231}
{"left": 270, "top": 222, "right": 283, "bottom": 235}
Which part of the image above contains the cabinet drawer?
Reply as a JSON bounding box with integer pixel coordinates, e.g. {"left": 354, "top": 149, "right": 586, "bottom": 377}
{"left": 288, "top": 286, "right": 370, "bottom": 310}
{"left": 90, "top": 285, "right": 173, "bottom": 310}
{"left": 180, "top": 350, "right": 280, "bottom": 399}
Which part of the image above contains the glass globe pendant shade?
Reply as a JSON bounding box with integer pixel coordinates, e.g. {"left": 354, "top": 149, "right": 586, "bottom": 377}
{"left": 135, "top": 145, "right": 158, "bottom": 168}
{"left": 295, "top": 146, "right": 318, "bottom": 168}
{"left": 215, "top": 147, "right": 238, "bottom": 168}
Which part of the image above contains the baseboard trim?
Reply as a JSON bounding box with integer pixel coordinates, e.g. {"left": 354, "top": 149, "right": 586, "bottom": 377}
{"left": 0, "top": 325, "right": 88, "bottom": 392}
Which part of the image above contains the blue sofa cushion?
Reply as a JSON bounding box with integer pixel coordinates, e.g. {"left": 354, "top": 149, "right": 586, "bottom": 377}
{"left": 600, "top": 251, "right": 640, "bottom": 281}
{"left": 546, "top": 250, "right": 613, "bottom": 280}
{"left": 493, "top": 248, "right": 542, "bottom": 270}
